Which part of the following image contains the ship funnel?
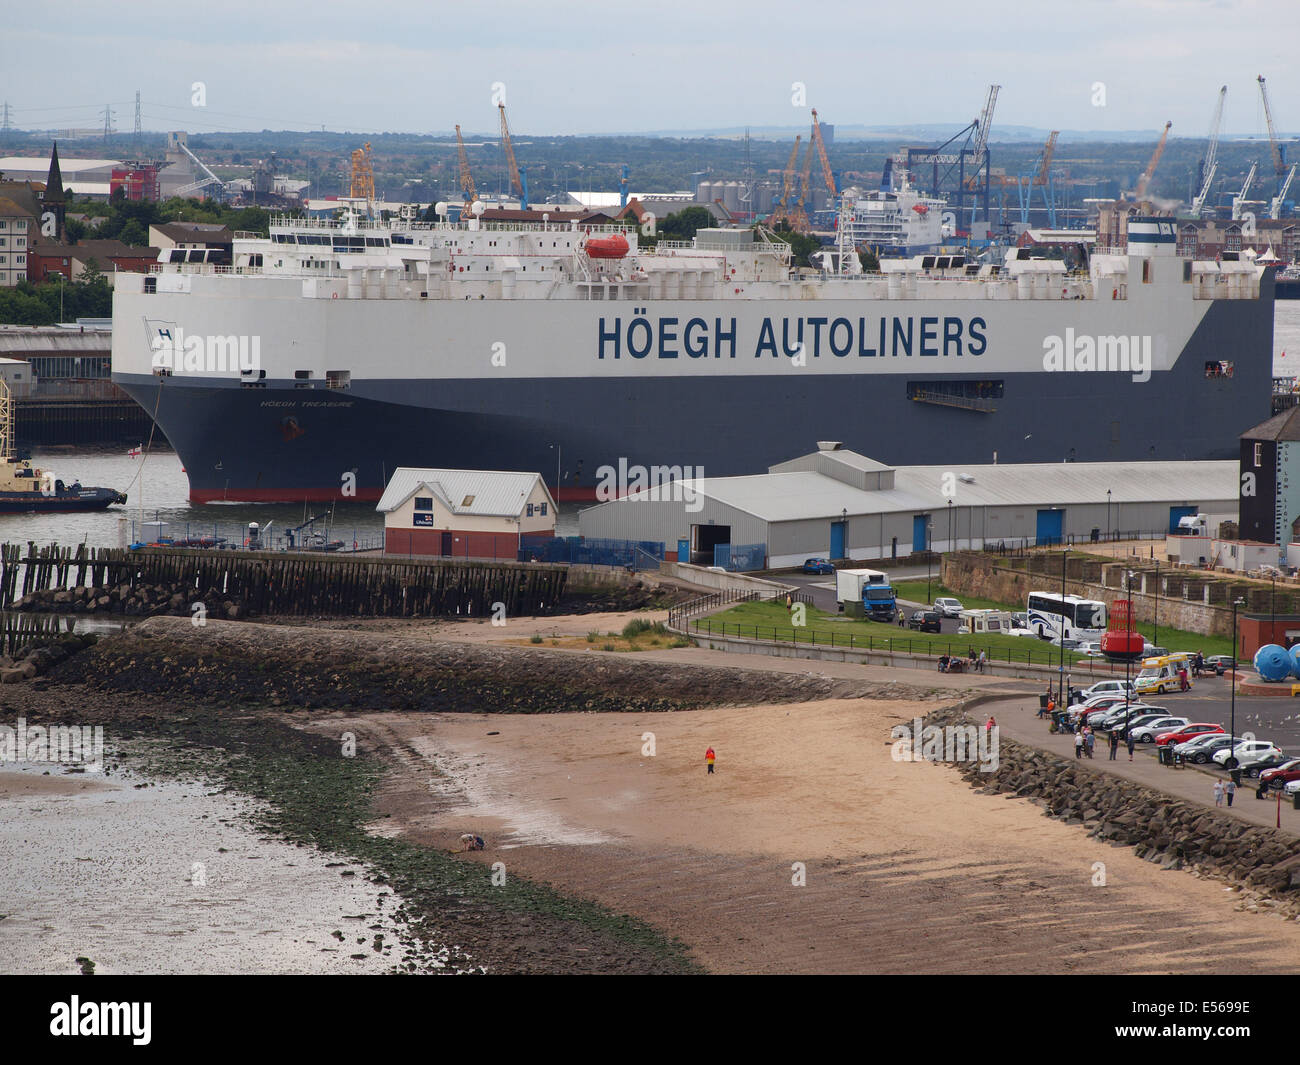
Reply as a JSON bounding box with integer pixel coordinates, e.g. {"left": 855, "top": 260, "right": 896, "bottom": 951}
{"left": 1127, "top": 216, "right": 1177, "bottom": 257}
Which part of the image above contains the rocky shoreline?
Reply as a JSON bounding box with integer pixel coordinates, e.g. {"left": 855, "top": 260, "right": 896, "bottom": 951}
{"left": 928, "top": 702, "right": 1300, "bottom": 913}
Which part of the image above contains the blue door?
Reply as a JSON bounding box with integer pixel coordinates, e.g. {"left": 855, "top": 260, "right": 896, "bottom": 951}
{"left": 830, "top": 520, "right": 845, "bottom": 559}
{"left": 913, "top": 515, "right": 928, "bottom": 553}
{"left": 677, "top": 538, "right": 690, "bottom": 562}
{"left": 1036, "top": 509, "right": 1063, "bottom": 547}
{"left": 1169, "top": 506, "right": 1197, "bottom": 533}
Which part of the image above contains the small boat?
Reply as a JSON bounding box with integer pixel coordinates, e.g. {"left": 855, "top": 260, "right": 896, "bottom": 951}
{"left": 0, "top": 382, "right": 126, "bottom": 512}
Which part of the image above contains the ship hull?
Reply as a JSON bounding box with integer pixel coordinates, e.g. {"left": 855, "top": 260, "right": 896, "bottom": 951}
{"left": 114, "top": 278, "right": 1273, "bottom": 503}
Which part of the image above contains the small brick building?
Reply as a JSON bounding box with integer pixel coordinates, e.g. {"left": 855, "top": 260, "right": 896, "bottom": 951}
{"left": 378, "top": 467, "right": 556, "bottom": 560}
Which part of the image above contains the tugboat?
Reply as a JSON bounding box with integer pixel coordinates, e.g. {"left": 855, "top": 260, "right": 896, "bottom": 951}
{"left": 0, "top": 381, "right": 126, "bottom": 513}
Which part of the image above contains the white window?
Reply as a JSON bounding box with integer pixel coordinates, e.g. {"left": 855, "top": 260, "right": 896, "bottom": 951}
{"left": 1254, "top": 442, "right": 1263, "bottom": 467}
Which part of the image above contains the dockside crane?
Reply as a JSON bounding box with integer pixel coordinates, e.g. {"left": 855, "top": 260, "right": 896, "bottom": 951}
{"left": 349, "top": 141, "right": 375, "bottom": 202}
{"left": 963, "top": 84, "right": 1001, "bottom": 191}
{"left": 1134, "top": 121, "right": 1172, "bottom": 202}
{"left": 787, "top": 132, "right": 817, "bottom": 233}
{"left": 767, "top": 134, "right": 801, "bottom": 228}
{"left": 1232, "top": 161, "right": 1257, "bottom": 220}
{"left": 497, "top": 103, "right": 528, "bottom": 209}
{"left": 810, "top": 108, "right": 836, "bottom": 199}
{"left": 1270, "top": 164, "right": 1296, "bottom": 220}
{"left": 455, "top": 124, "right": 478, "bottom": 205}
{"left": 1191, "top": 86, "right": 1226, "bottom": 218}
{"left": 1258, "top": 75, "right": 1287, "bottom": 178}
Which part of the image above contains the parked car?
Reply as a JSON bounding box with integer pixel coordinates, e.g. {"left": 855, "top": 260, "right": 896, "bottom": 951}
{"left": 1242, "top": 750, "right": 1294, "bottom": 778}
{"left": 908, "top": 610, "right": 942, "bottom": 633}
{"left": 801, "top": 558, "right": 834, "bottom": 575}
{"left": 1107, "top": 710, "right": 1173, "bottom": 736}
{"left": 1284, "top": 778, "right": 1300, "bottom": 798}
{"left": 1098, "top": 705, "right": 1166, "bottom": 731}
{"left": 1260, "top": 759, "right": 1300, "bottom": 791}
{"left": 1201, "top": 655, "right": 1236, "bottom": 675}
{"left": 933, "top": 597, "right": 963, "bottom": 618}
{"left": 1214, "top": 741, "right": 1285, "bottom": 770}
{"left": 1081, "top": 680, "right": 1137, "bottom": 701}
{"left": 1174, "top": 733, "right": 1238, "bottom": 764}
{"left": 1048, "top": 636, "right": 1084, "bottom": 651}
{"left": 1127, "top": 716, "right": 1191, "bottom": 743}
{"left": 1154, "top": 723, "right": 1224, "bottom": 747}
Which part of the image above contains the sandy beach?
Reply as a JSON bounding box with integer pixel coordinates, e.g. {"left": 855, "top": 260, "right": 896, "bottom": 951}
{"left": 318, "top": 697, "right": 1300, "bottom": 974}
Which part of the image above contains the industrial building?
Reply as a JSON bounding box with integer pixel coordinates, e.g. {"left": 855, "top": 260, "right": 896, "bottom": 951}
{"left": 578, "top": 443, "right": 1237, "bottom": 568}
{"left": 378, "top": 467, "right": 556, "bottom": 560}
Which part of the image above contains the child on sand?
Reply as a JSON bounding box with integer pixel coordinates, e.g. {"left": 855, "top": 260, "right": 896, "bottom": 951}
{"left": 706, "top": 747, "right": 716, "bottom": 775}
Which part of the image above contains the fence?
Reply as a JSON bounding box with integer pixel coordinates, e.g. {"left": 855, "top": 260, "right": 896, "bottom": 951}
{"left": 981, "top": 528, "right": 1177, "bottom": 556}
{"left": 128, "top": 519, "right": 384, "bottom": 554}
{"left": 686, "top": 615, "right": 1115, "bottom": 674}
{"left": 518, "top": 534, "right": 665, "bottom": 568}
{"left": 0, "top": 541, "right": 568, "bottom": 618}
{"left": 713, "top": 542, "right": 767, "bottom": 572}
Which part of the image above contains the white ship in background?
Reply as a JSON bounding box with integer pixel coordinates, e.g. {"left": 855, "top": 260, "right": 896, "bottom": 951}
{"left": 111, "top": 204, "right": 1273, "bottom": 504}
{"left": 838, "top": 161, "right": 947, "bottom": 255}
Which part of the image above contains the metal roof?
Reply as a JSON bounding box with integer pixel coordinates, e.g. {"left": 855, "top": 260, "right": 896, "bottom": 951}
{"left": 376, "top": 467, "right": 549, "bottom": 517}
{"left": 671, "top": 458, "right": 1236, "bottom": 524}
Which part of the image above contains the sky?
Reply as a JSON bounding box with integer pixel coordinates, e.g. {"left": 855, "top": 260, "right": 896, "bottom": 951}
{"left": 2, "top": 0, "right": 1299, "bottom": 139}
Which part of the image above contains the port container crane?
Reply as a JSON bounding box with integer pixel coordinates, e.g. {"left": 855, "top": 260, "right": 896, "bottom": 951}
{"left": 455, "top": 125, "right": 478, "bottom": 204}
{"left": 1134, "top": 121, "right": 1172, "bottom": 202}
{"left": 1191, "top": 86, "right": 1226, "bottom": 218}
{"left": 1270, "top": 164, "right": 1296, "bottom": 220}
{"left": 497, "top": 104, "right": 528, "bottom": 209}
{"left": 349, "top": 142, "right": 375, "bottom": 202}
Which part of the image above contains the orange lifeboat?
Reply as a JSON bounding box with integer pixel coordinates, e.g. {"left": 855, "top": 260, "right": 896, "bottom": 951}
{"left": 586, "top": 234, "right": 629, "bottom": 259}
{"left": 912, "top": 203, "right": 929, "bottom": 215}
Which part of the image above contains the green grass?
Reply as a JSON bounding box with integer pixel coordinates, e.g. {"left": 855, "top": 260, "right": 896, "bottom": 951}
{"left": 880, "top": 582, "right": 1235, "bottom": 659}
{"left": 705, "top": 600, "right": 1234, "bottom": 666}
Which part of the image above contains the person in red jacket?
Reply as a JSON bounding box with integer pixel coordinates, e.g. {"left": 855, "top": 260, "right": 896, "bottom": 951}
{"left": 705, "top": 747, "right": 716, "bottom": 775}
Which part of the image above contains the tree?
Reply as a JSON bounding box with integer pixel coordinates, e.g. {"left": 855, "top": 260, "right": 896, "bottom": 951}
{"left": 766, "top": 222, "right": 822, "bottom": 268}
{"left": 64, "top": 218, "right": 87, "bottom": 244}
{"left": 117, "top": 219, "right": 148, "bottom": 247}
{"left": 858, "top": 248, "right": 880, "bottom": 272}
{"left": 657, "top": 205, "right": 713, "bottom": 243}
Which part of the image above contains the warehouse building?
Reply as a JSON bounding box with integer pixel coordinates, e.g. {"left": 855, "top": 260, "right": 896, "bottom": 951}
{"left": 577, "top": 443, "right": 1237, "bottom": 568}
{"left": 378, "top": 467, "right": 555, "bottom": 560}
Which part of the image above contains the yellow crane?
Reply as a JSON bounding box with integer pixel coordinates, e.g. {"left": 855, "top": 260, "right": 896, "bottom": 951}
{"left": 455, "top": 124, "right": 478, "bottom": 204}
{"left": 498, "top": 104, "right": 528, "bottom": 208}
{"left": 768, "top": 135, "right": 801, "bottom": 228}
{"left": 349, "top": 141, "right": 374, "bottom": 201}
{"left": 1134, "top": 121, "right": 1172, "bottom": 202}
{"left": 810, "top": 108, "right": 836, "bottom": 199}
{"left": 787, "top": 134, "right": 817, "bottom": 233}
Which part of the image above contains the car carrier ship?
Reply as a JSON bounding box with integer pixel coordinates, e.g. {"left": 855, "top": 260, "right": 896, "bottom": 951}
{"left": 110, "top": 208, "right": 1274, "bottom": 503}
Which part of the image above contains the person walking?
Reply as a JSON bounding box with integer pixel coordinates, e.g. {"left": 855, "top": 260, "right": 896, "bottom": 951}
{"left": 1214, "top": 779, "right": 1225, "bottom": 806}
{"left": 1225, "top": 778, "right": 1237, "bottom": 807}
{"left": 1126, "top": 730, "right": 1136, "bottom": 762}
{"left": 1074, "top": 729, "right": 1084, "bottom": 759}
{"left": 705, "top": 747, "right": 716, "bottom": 775}
{"left": 985, "top": 715, "right": 996, "bottom": 734}
{"left": 1084, "top": 727, "right": 1095, "bottom": 759}
{"left": 1109, "top": 729, "right": 1119, "bottom": 760}
{"left": 979, "top": 649, "right": 987, "bottom": 673}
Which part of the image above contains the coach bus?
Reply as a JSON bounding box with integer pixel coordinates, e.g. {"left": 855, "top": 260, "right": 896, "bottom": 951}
{"left": 1026, "top": 591, "right": 1107, "bottom": 642}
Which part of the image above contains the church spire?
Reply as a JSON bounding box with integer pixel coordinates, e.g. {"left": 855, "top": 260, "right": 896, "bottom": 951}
{"left": 44, "top": 142, "right": 64, "bottom": 205}
{"left": 41, "top": 141, "right": 65, "bottom": 241}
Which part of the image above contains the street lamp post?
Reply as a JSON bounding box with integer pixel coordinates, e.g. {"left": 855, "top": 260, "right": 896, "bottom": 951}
{"left": 1271, "top": 574, "right": 1276, "bottom": 644}
{"left": 926, "top": 517, "right": 935, "bottom": 602}
{"left": 1106, "top": 489, "right": 1112, "bottom": 542}
{"left": 1152, "top": 560, "right": 1159, "bottom": 650}
{"left": 1124, "top": 570, "right": 1135, "bottom": 734}
{"left": 947, "top": 498, "right": 953, "bottom": 553}
{"left": 1059, "top": 549, "right": 1067, "bottom": 710}
{"left": 1230, "top": 596, "right": 1245, "bottom": 776}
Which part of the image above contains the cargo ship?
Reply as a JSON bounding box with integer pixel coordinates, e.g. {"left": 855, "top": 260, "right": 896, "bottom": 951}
{"left": 110, "top": 210, "right": 1274, "bottom": 503}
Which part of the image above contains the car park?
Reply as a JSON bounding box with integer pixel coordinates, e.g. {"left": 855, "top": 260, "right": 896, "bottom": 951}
{"left": 1153, "top": 723, "right": 1224, "bottom": 747}
{"left": 1213, "top": 741, "right": 1285, "bottom": 770}
{"left": 801, "top": 558, "right": 834, "bottom": 575}
{"left": 1127, "top": 716, "right": 1191, "bottom": 743}
{"left": 1174, "top": 734, "right": 1239, "bottom": 764}
{"left": 1242, "top": 750, "right": 1294, "bottom": 778}
{"left": 908, "top": 610, "right": 941, "bottom": 633}
{"left": 1260, "top": 759, "right": 1300, "bottom": 791}
{"left": 933, "top": 597, "right": 963, "bottom": 618}
{"left": 1098, "top": 705, "right": 1166, "bottom": 731}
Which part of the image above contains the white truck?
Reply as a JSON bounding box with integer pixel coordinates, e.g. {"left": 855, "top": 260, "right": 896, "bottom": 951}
{"left": 835, "top": 568, "right": 897, "bottom": 622}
